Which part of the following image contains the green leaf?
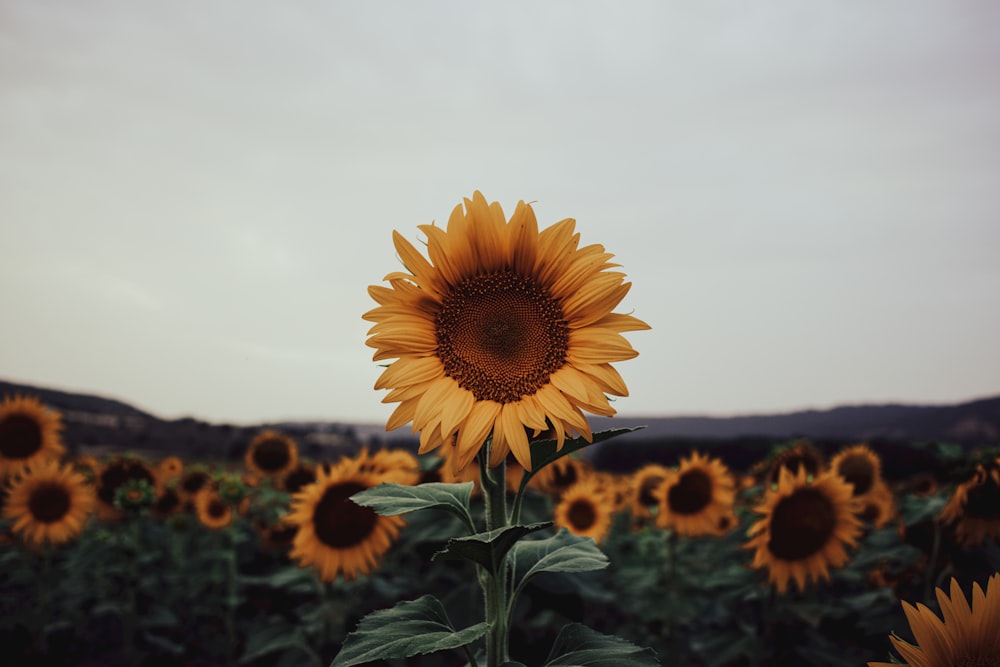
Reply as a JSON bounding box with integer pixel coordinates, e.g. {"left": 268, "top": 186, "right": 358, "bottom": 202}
{"left": 432, "top": 522, "right": 553, "bottom": 573}
{"left": 510, "top": 529, "right": 609, "bottom": 599}
{"left": 350, "top": 482, "right": 477, "bottom": 533}
{"left": 527, "top": 428, "right": 644, "bottom": 477}
{"left": 330, "top": 594, "right": 489, "bottom": 667}
{"left": 543, "top": 623, "right": 659, "bottom": 666}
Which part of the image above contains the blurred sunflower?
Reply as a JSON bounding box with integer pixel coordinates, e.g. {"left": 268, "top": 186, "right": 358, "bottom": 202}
{"left": 656, "top": 451, "right": 736, "bottom": 537}
{"left": 939, "top": 462, "right": 1000, "bottom": 547}
{"left": 764, "top": 439, "right": 825, "bottom": 488}
{"left": 554, "top": 476, "right": 614, "bottom": 544}
{"left": 157, "top": 456, "right": 184, "bottom": 481}
{"left": 280, "top": 461, "right": 318, "bottom": 495}
{"left": 256, "top": 517, "right": 298, "bottom": 552}
{"left": 830, "top": 443, "right": 882, "bottom": 497}
{"left": 857, "top": 479, "right": 897, "bottom": 530}
{"left": 592, "top": 471, "right": 629, "bottom": 514}
{"left": 745, "top": 466, "right": 863, "bottom": 594}
{"left": 151, "top": 486, "right": 183, "bottom": 519}
{"left": 869, "top": 573, "right": 1000, "bottom": 667}
{"left": 195, "top": 488, "right": 233, "bottom": 530}
{"left": 532, "top": 455, "right": 593, "bottom": 497}
{"left": 0, "top": 395, "right": 66, "bottom": 479}
{"left": 95, "top": 455, "right": 159, "bottom": 521}
{"left": 178, "top": 466, "right": 213, "bottom": 500}
{"left": 245, "top": 430, "right": 299, "bottom": 479}
{"left": 3, "top": 458, "right": 94, "bottom": 547}
{"left": 906, "top": 472, "right": 939, "bottom": 498}
{"left": 364, "top": 191, "right": 649, "bottom": 473}
{"left": 630, "top": 463, "right": 670, "bottom": 519}
{"left": 359, "top": 448, "right": 421, "bottom": 486}
{"left": 285, "top": 456, "right": 405, "bottom": 582}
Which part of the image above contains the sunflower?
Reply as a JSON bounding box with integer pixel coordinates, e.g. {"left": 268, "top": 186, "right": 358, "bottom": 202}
{"left": 554, "top": 476, "right": 614, "bottom": 544}
{"left": 95, "top": 455, "right": 159, "bottom": 521}
{"left": 857, "top": 479, "right": 897, "bottom": 530}
{"left": 764, "top": 439, "right": 825, "bottom": 488}
{"left": 285, "top": 456, "right": 405, "bottom": 582}
{"left": 592, "top": 471, "right": 629, "bottom": 514}
{"left": 245, "top": 430, "right": 299, "bottom": 479}
{"left": 2, "top": 458, "right": 95, "bottom": 547}
{"left": 532, "top": 455, "right": 593, "bottom": 497}
{"left": 151, "top": 486, "right": 183, "bottom": 519}
{"left": 357, "top": 448, "right": 421, "bottom": 486}
{"left": 195, "top": 488, "right": 233, "bottom": 530}
{"left": 830, "top": 443, "right": 882, "bottom": 497}
{"left": 157, "top": 456, "right": 184, "bottom": 481}
{"left": 869, "top": 573, "right": 1000, "bottom": 667}
{"left": 656, "top": 451, "right": 736, "bottom": 537}
{"left": 0, "top": 395, "right": 66, "bottom": 479}
{"left": 178, "top": 466, "right": 213, "bottom": 500}
{"left": 630, "top": 463, "right": 671, "bottom": 520}
{"left": 906, "top": 472, "right": 939, "bottom": 498}
{"left": 745, "top": 466, "right": 863, "bottom": 594}
{"left": 364, "top": 192, "right": 649, "bottom": 473}
{"left": 255, "top": 517, "right": 298, "bottom": 552}
{"left": 939, "top": 463, "right": 1000, "bottom": 547}
{"left": 280, "top": 461, "right": 318, "bottom": 495}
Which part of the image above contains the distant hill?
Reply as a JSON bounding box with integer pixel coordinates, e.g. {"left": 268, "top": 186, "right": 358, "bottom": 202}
{"left": 2, "top": 378, "right": 998, "bottom": 475}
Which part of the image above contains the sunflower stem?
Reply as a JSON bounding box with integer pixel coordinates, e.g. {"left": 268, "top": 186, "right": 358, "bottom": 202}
{"left": 477, "top": 448, "right": 510, "bottom": 667}
{"left": 923, "top": 517, "right": 943, "bottom": 606}
{"left": 664, "top": 529, "right": 679, "bottom": 667}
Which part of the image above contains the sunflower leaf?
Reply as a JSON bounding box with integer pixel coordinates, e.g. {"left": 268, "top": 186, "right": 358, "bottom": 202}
{"left": 510, "top": 528, "right": 609, "bottom": 600}
{"left": 526, "top": 427, "right": 644, "bottom": 479}
{"left": 350, "top": 482, "right": 477, "bottom": 533}
{"left": 329, "top": 594, "right": 489, "bottom": 667}
{"left": 542, "top": 623, "right": 659, "bottom": 666}
{"left": 431, "top": 522, "right": 554, "bottom": 573}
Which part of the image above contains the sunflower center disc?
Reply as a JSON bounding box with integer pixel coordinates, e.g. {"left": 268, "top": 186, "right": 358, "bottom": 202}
{"left": 29, "top": 482, "right": 71, "bottom": 523}
{"left": 436, "top": 271, "right": 569, "bottom": 403}
{"left": 209, "top": 499, "right": 228, "bottom": 519}
{"left": 668, "top": 469, "right": 713, "bottom": 515}
{"left": 551, "top": 462, "right": 579, "bottom": 492}
{"left": 0, "top": 415, "right": 43, "bottom": 459}
{"left": 182, "top": 471, "right": 210, "bottom": 494}
{"left": 767, "top": 488, "right": 837, "bottom": 561}
{"left": 253, "top": 440, "right": 291, "bottom": 473}
{"left": 313, "top": 482, "right": 378, "bottom": 549}
{"left": 567, "top": 499, "right": 597, "bottom": 531}
{"left": 284, "top": 468, "right": 317, "bottom": 494}
{"left": 837, "top": 455, "right": 875, "bottom": 496}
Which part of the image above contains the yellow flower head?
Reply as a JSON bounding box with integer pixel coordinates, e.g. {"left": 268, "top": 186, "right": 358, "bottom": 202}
{"left": 364, "top": 192, "right": 649, "bottom": 473}
{"left": 3, "top": 458, "right": 95, "bottom": 547}
{"left": 0, "top": 395, "right": 66, "bottom": 479}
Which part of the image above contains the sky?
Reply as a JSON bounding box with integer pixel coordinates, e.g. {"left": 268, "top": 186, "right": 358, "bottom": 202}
{"left": 1, "top": 1, "right": 999, "bottom": 427}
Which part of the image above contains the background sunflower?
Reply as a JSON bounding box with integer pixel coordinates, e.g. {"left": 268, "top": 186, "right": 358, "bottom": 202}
{"left": 2, "top": 458, "right": 95, "bottom": 547}
{"left": 0, "top": 394, "right": 66, "bottom": 479}
{"left": 656, "top": 451, "right": 735, "bottom": 538}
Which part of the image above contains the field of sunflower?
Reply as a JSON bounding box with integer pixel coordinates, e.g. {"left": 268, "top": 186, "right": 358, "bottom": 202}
{"left": 2, "top": 393, "right": 999, "bottom": 666}
{"left": 3, "top": 193, "right": 999, "bottom": 666}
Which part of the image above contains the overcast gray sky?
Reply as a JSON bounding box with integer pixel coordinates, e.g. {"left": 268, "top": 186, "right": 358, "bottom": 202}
{"left": 2, "top": 1, "right": 998, "bottom": 426}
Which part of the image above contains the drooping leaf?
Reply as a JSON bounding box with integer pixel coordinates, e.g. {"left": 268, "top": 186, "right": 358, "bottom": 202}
{"left": 432, "top": 522, "right": 553, "bottom": 573}
{"left": 543, "top": 623, "right": 659, "bottom": 666}
{"left": 510, "top": 529, "right": 609, "bottom": 599}
{"left": 350, "top": 482, "right": 477, "bottom": 533}
{"left": 330, "top": 594, "right": 489, "bottom": 667}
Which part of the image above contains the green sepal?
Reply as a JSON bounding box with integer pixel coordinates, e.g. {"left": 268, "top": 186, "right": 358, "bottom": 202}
{"left": 330, "top": 594, "right": 489, "bottom": 667}
{"left": 543, "top": 623, "right": 660, "bottom": 666}
{"left": 432, "top": 522, "right": 553, "bottom": 573}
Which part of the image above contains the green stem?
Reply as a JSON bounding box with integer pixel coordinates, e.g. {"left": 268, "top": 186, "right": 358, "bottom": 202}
{"left": 224, "top": 530, "right": 238, "bottom": 667}
{"left": 664, "top": 530, "right": 678, "bottom": 667}
{"left": 924, "top": 518, "right": 942, "bottom": 606}
{"left": 477, "top": 448, "right": 510, "bottom": 667}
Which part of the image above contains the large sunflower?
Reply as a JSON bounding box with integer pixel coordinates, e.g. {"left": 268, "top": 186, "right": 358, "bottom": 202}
{"left": 245, "top": 430, "right": 299, "bottom": 479}
{"left": 364, "top": 192, "right": 649, "bottom": 473}
{"left": 939, "top": 462, "right": 1000, "bottom": 547}
{"left": 0, "top": 395, "right": 66, "bottom": 479}
{"left": 285, "top": 456, "right": 405, "bottom": 582}
{"left": 869, "top": 573, "right": 1000, "bottom": 667}
{"left": 745, "top": 466, "right": 863, "bottom": 594}
{"left": 554, "top": 476, "right": 614, "bottom": 544}
{"left": 3, "top": 458, "right": 95, "bottom": 547}
{"left": 656, "top": 451, "right": 736, "bottom": 537}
